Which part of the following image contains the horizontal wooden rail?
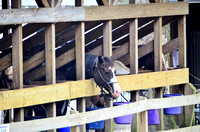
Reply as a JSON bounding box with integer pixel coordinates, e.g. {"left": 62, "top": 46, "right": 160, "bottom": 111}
{"left": 159, "top": 125, "right": 200, "bottom": 132}
{"left": 0, "top": 68, "right": 189, "bottom": 110}
{"left": 8, "top": 92, "right": 199, "bottom": 132}
{"left": 0, "top": 2, "right": 188, "bottom": 25}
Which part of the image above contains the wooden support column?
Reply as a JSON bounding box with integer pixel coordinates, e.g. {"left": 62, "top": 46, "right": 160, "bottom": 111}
{"left": 45, "top": 23, "right": 56, "bottom": 132}
{"left": 154, "top": 17, "right": 164, "bottom": 131}
{"left": 11, "top": 0, "right": 24, "bottom": 123}
{"left": 2, "top": 0, "right": 9, "bottom": 36}
{"left": 129, "top": 0, "right": 139, "bottom": 131}
{"left": 44, "top": 1, "right": 57, "bottom": 131}
{"left": 129, "top": 19, "right": 138, "bottom": 74}
{"left": 178, "top": 15, "right": 186, "bottom": 68}
{"left": 75, "top": 1, "right": 86, "bottom": 132}
{"left": 139, "top": 96, "right": 148, "bottom": 132}
{"left": 129, "top": 17, "right": 139, "bottom": 132}
{"left": 103, "top": 1, "right": 113, "bottom": 131}
{"left": 178, "top": 15, "right": 188, "bottom": 127}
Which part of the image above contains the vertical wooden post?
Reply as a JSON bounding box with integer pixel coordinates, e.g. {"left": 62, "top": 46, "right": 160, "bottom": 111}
{"left": 178, "top": 15, "right": 188, "bottom": 127}
{"left": 103, "top": 1, "right": 113, "bottom": 132}
{"left": 45, "top": 24, "right": 56, "bottom": 85}
{"left": 44, "top": 1, "right": 57, "bottom": 131}
{"left": 184, "top": 83, "right": 196, "bottom": 126}
{"left": 103, "top": 20, "right": 114, "bottom": 132}
{"left": 70, "top": 111, "right": 80, "bottom": 132}
{"left": 128, "top": 1, "right": 139, "bottom": 131}
{"left": 129, "top": 19, "right": 138, "bottom": 74}
{"left": 11, "top": 0, "right": 24, "bottom": 122}
{"left": 178, "top": 15, "right": 186, "bottom": 68}
{"left": 154, "top": 17, "right": 164, "bottom": 131}
{"left": 75, "top": 1, "right": 86, "bottom": 132}
{"left": 129, "top": 17, "right": 139, "bottom": 132}
{"left": 45, "top": 23, "right": 56, "bottom": 132}
{"left": 75, "top": 21, "right": 86, "bottom": 132}
{"left": 2, "top": 0, "right": 9, "bottom": 36}
{"left": 139, "top": 97, "right": 148, "bottom": 132}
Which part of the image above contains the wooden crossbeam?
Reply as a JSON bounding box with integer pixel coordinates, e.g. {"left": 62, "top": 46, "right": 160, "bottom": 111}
{"left": 0, "top": 3, "right": 188, "bottom": 25}
{"left": 8, "top": 92, "right": 199, "bottom": 132}
{"left": 0, "top": 68, "right": 189, "bottom": 110}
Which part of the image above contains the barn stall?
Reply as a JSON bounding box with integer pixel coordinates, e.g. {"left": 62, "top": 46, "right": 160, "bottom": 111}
{"left": 0, "top": 0, "right": 198, "bottom": 132}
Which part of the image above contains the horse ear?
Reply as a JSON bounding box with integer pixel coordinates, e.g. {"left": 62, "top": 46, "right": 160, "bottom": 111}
{"left": 109, "top": 56, "right": 114, "bottom": 61}
{"left": 98, "top": 56, "right": 104, "bottom": 64}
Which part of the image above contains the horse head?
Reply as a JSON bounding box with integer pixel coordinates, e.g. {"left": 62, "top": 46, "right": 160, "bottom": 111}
{"left": 93, "top": 56, "right": 121, "bottom": 99}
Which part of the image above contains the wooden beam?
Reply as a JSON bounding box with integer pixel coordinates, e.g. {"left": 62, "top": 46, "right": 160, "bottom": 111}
{"left": 178, "top": 15, "right": 186, "bottom": 68}
{"left": 75, "top": 21, "right": 86, "bottom": 132}
{"left": 75, "top": 1, "right": 86, "bottom": 131}
{"left": 11, "top": 0, "right": 24, "bottom": 123}
{"left": 129, "top": 18, "right": 139, "bottom": 132}
{"left": 0, "top": 3, "right": 188, "bottom": 25}
{"left": 103, "top": 20, "right": 112, "bottom": 57}
{"left": 154, "top": 16, "right": 164, "bottom": 131}
{"left": 0, "top": 68, "right": 189, "bottom": 110}
{"left": 45, "top": 23, "right": 56, "bottom": 132}
{"left": 7, "top": 93, "right": 200, "bottom": 132}
{"left": 12, "top": 25, "right": 24, "bottom": 122}
{"left": 103, "top": 1, "right": 113, "bottom": 130}
{"left": 139, "top": 97, "right": 148, "bottom": 132}
{"left": 85, "top": 3, "right": 188, "bottom": 21}
{"left": 154, "top": 17, "right": 162, "bottom": 72}
{"left": 184, "top": 83, "right": 196, "bottom": 126}
{"left": 129, "top": 18, "right": 138, "bottom": 74}
{"left": 45, "top": 24, "right": 56, "bottom": 85}
{"left": 159, "top": 125, "right": 200, "bottom": 132}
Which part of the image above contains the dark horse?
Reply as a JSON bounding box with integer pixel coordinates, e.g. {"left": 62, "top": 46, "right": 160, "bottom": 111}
{"left": 56, "top": 54, "right": 121, "bottom": 98}
{"left": 1, "top": 54, "right": 121, "bottom": 120}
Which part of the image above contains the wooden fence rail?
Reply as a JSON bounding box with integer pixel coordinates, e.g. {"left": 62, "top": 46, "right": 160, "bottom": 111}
{"left": 7, "top": 92, "right": 200, "bottom": 132}
{"left": 0, "top": 68, "right": 189, "bottom": 110}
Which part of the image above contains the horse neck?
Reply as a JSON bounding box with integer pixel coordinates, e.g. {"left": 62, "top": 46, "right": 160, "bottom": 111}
{"left": 85, "top": 54, "right": 97, "bottom": 79}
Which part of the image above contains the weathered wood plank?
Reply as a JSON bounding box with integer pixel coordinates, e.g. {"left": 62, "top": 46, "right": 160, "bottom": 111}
{"left": 103, "top": 12, "right": 113, "bottom": 131}
{"left": 139, "top": 97, "right": 148, "bottom": 132}
{"left": 11, "top": 0, "right": 24, "bottom": 123}
{"left": 8, "top": 93, "right": 200, "bottom": 132}
{"left": 0, "top": 68, "right": 189, "bottom": 110}
{"left": 103, "top": 20, "right": 112, "bottom": 57}
{"left": 85, "top": 3, "right": 188, "bottom": 21}
{"left": 0, "top": 3, "right": 188, "bottom": 25}
{"left": 75, "top": 1, "right": 86, "bottom": 130}
{"left": 45, "top": 24, "right": 56, "bottom": 129}
{"left": 154, "top": 16, "right": 164, "bottom": 131}
{"left": 129, "top": 18, "right": 138, "bottom": 74}
{"left": 154, "top": 17, "right": 162, "bottom": 72}
{"left": 178, "top": 15, "right": 186, "bottom": 68}
{"left": 45, "top": 24, "right": 56, "bottom": 85}
{"left": 159, "top": 125, "right": 200, "bottom": 132}
{"left": 12, "top": 26, "right": 23, "bottom": 90}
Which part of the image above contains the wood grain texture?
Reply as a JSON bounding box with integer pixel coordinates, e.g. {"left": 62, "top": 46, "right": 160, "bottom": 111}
{"left": 129, "top": 19, "right": 138, "bottom": 74}
{"left": 178, "top": 15, "right": 186, "bottom": 68}
{"left": 0, "top": 3, "right": 188, "bottom": 25}
{"left": 0, "top": 68, "right": 189, "bottom": 110}
{"left": 8, "top": 93, "right": 200, "bottom": 132}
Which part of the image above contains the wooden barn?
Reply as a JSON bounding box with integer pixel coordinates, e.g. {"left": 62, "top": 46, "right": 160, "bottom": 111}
{"left": 0, "top": 0, "right": 199, "bottom": 132}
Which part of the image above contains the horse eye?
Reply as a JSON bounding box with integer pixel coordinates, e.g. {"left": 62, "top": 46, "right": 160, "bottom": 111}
{"left": 105, "top": 72, "right": 110, "bottom": 76}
